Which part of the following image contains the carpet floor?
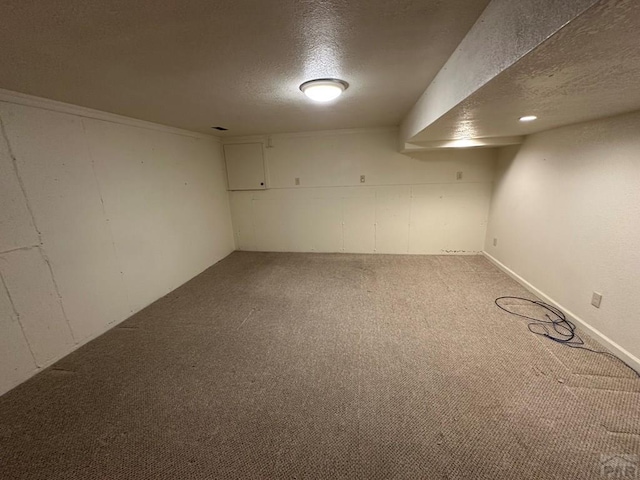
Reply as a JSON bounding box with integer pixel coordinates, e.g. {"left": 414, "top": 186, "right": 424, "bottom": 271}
{"left": 1, "top": 252, "right": 638, "bottom": 479}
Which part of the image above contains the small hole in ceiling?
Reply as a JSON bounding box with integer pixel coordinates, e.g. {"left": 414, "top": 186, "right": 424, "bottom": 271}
{"left": 211, "top": 126, "right": 228, "bottom": 131}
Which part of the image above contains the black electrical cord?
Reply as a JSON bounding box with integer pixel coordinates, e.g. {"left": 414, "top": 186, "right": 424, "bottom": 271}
{"left": 495, "top": 296, "right": 640, "bottom": 378}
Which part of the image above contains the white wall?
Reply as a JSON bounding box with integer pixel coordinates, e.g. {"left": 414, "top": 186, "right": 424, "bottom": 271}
{"left": 485, "top": 110, "right": 640, "bottom": 366}
{"left": 227, "top": 129, "right": 497, "bottom": 254}
{"left": 0, "top": 95, "right": 234, "bottom": 396}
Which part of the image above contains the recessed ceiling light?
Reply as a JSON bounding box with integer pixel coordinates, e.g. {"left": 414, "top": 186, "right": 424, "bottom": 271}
{"left": 300, "top": 78, "right": 349, "bottom": 102}
{"left": 519, "top": 115, "right": 537, "bottom": 122}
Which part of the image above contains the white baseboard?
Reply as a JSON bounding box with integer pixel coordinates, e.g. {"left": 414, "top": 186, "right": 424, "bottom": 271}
{"left": 483, "top": 251, "right": 640, "bottom": 373}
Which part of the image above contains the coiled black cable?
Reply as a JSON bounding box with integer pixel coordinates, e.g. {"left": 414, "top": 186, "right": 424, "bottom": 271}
{"left": 495, "top": 296, "right": 640, "bottom": 378}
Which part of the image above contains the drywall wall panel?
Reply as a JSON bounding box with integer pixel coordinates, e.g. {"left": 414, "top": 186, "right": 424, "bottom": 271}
{"left": 85, "top": 120, "right": 234, "bottom": 312}
{"left": 251, "top": 197, "right": 295, "bottom": 252}
{"left": 0, "top": 91, "right": 234, "bottom": 396}
{"left": 443, "top": 183, "right": 492, "bottom": 253}
{"left": 230, "top": 183, "right": 491, "bottom": 255}
{"left": 408, "top": 148, "right": 497, "bottom": 185}
{"left": 342, "top": 194, "right": 376, "bottom": 254}
{"left": 227, "top": 129, "right": 497, "bottom": 255}
{"left": 246, "top": 192, "right": 340, "bottom": 252}
{"left": 229, "top": 192, "right": 256, "bottom": 251}
{"left": 266, "top": 130, "right": 400, "bottom": 187}
{"left": 0, "top": 103, "right": 130, "bottom": 341}
{"left": 0, "top": 276, "right": 36, "bottom": 394}
{"left": 301, "top": 197, "right": 343, "bottom": 253}
{"left": 260, "top": 129, "right": 497, "bottom": 188}
{"left": 485, "top": 110, "right": 640, "bottom": 362}
{"left": 408, "top": 185, "right": 447, "bottom": 254}
{"left": 0, "top": 248, "right": 74, "bottom": 365}
{"left": 260, "top": 196, "right": 345, "bottom": 253}
{"left": 375, "top": 187, "right": 411, "bottom": 254}
{"left": 87, "top": 124, "right": 176, "bottom": 310}
{"left": 0, "top": 118, "right": 38, "bottom": 252}
{"left": 407, "top": 183, "right": 491, "bottom": 254}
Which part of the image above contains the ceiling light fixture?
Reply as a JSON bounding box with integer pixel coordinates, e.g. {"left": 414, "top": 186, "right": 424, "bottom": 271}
{"left": 300, "top": 78, "right": 349, "bottom": 102}
{"left": 519, "top": 115, "right": 538, "bottom": 122}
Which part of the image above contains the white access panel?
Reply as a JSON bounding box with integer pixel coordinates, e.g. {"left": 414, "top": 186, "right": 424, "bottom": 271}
{"left": 224, "top": 143, "right": 266, "bottom": 191}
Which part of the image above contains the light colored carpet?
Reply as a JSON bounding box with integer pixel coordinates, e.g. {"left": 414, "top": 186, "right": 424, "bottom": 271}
{"left": 0, "top": 252, "right": 638, "bottom": 479}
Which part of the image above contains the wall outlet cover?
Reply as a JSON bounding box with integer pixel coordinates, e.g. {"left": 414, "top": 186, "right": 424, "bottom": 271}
{"left": 591, "top": 292, "right": 603, "bottom": 308}
{"left": 360, "top": 175, "right": 366, "bottom": 183}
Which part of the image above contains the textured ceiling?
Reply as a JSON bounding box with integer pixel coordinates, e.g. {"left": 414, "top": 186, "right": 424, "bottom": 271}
{"left": 0, "top": 0, "right": 490, "bottom": 136}
{"left": 410, "top": 0, "right": 640, "bottom": 144}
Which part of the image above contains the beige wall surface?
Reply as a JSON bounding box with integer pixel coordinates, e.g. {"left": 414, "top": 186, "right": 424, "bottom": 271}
{"left": 0, "top": 99, "right": 234, "bottom": 396}
{"left": 485, "top": 111, "right": 640, "bottom": 366}
{"left": 227, "top": 129, "right": 497, "bottom": 254}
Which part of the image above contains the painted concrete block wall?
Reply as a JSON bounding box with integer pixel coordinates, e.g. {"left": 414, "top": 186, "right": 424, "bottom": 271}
{"left": 0, "top": 98, "right": 234, "bottom": 396}
{"left": 485, "top": 111, "right": 640, "bottom": 364}
{"left": 227, "top": 129, "right": 496, "bottom": 254}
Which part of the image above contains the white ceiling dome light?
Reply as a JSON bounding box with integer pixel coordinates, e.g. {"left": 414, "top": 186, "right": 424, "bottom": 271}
{"left": 300, "top": 78, "right": 349, "bottom": 102}
{"left": 519, "top": 115, "right": 538, "bottom": 122}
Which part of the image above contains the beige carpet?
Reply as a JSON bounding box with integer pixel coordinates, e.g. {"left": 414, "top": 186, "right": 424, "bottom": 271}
{"left": 0, "top": 252, "right": 638, "bottom": 479}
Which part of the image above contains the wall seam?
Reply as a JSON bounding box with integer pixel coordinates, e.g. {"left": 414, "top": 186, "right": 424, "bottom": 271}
{"left": 407, "top": 186, "right": 414, "bottom": 253}
{"left": 250, "top": 196, "right": 257, "bottom": 251}
{"left": 0, "top": 109, "right": 77, "bottom": 343}
{"left": 340, "top": 198, "right": 345, "bottom": 252}
{"left": 0, "top": 267, "right": 39, "bottom": 368}
{"left": 0, "top": 244, "right": 40, "bottom": 255}
{"left": 260, "top": 180, "right": 491, "bottom": 191}
{"left": 373, "top": 190, "right": 378, "bottom": 253}
{"left": 81, "top": 118, "right": 134, "bottom": 314}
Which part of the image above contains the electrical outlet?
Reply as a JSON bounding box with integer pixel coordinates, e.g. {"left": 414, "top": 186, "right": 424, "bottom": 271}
{"left": 360, "top": 175, "right": 366, "bottom": 183}
{"left": 493, "top": 238, "right": 498, "bottom": 247}
{"left": 295, "top": 177, "right": 300, "bottom": 185}
{"left": 591, "top": 292, "right": 603, "bottom": 308}
{"left": 456, "top": 171, "right": 463, "bottom": 181}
